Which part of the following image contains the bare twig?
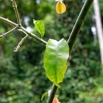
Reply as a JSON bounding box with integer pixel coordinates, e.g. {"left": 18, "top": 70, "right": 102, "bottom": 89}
{"left": 0, "top": 25, "right": 19, "bottom": 38}
{"left": 21, "top": 26, "right": 47, "bottom": 45}
{"left": 11, "top": 0, "right": 21, "bottom": 25}
{"left": 0, "top": 16, "right": 17, "bottom": 26}
{"left": 14, "top": 34, "right": 28, "bottom": 52}
{"left": 0, "top": 16, "right": 47, "bottom": 44}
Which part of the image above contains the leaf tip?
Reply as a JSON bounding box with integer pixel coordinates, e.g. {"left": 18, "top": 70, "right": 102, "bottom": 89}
{"left": 33, "top": 19, "right": 36, "bottom": 24}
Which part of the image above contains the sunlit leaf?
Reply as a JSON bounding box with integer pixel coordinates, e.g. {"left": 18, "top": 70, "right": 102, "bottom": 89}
{"left": 33, "top": 20, "right": 45, "bottom": 37}
{"left": 44, "top": 39, "right": 69, "bottom": 86}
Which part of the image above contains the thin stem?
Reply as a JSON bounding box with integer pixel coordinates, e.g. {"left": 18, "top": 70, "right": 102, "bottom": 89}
{"left": 21, "top": 26, "right": 47, "bottom": 45}
{"left": 11, "top": 0, "right": 21, "bottom": 25}
{"left": 0, "top": 25, "right": 19, "bottom": 38}
{"left": 0, "top": 16, "right": 47, "bottom": 45}
{"left": 14, "top": 29, "right": 28, "bottom": 52}
{"left": 47, "top": 84, "right": 58, "bottom": 103}
{"left": 14, "top": 34, "right": 28, "bottom": 52}
{"left": 67, "top": 0, "right": 94, "bottom": 53}
{"left": 0, "top": 16, "right": 17, "bottom": 26}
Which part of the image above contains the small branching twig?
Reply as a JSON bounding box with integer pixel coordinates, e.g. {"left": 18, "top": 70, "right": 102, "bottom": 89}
{"left": 67, "top": 0, "right": 94, "bottom": 53}
{"left": 0, "top": 25, "right": 18, "bottom": 38}
{"left": 13, "top": 35, "right": 28, "bottom": 52}
{"left": 14, "top": 35, "right": 28, "bottom": 52}
{"left": 0, "top": 16, "right": 47, "bottom": 45}
{"left": 11, "top": 0, "right": 21, "bottom": 25}
{"left": 14, "top": 29, "right": 28, "bottom": 52}
{"left": 21, "top": 26, "right": 47, "bottom": 45}
{"left": 0, "top": 16, "right": 17, "bottom": 26}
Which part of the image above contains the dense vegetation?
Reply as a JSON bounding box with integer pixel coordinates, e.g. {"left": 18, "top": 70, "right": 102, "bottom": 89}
{"left": 0, "top": 0, "right": 103, "bottom": 103}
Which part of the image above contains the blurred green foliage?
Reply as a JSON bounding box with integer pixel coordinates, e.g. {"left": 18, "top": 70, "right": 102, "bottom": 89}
{"left": 0, "top": 0, "right": 103, "bottom": 103}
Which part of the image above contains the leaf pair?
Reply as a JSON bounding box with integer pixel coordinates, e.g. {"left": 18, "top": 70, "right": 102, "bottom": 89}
{"left": 34, "top": 20, "right": 69, "bottom": 87}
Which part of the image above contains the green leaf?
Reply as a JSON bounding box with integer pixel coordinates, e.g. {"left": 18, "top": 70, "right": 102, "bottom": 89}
{"left": 41, "top": 92, "right": 48, "bottom": 101}
{"left": 33, "top": 20, "right": 45, "bottom": 37}
{"left": 44, "top": 39, "right": 69, "bottom": 86}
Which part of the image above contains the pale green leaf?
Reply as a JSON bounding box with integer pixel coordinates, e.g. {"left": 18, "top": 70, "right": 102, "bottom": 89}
{"left": 33, "top": 20, "right": 45, "bottom": 37}
{"left": 44, "top": 39, "right": 69, "bottom": 86}
{"left": 41, "top": 92, "right": 48, "bottom": 101}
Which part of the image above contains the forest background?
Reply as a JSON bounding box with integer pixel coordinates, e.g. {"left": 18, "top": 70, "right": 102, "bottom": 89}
{"left": 0, "top": 0, "right": 103, "bottom": 103}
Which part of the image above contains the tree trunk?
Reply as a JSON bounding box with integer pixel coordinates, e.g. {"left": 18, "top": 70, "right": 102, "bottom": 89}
{"left": 93, "top": 0, "right": 103, "bottom": 65}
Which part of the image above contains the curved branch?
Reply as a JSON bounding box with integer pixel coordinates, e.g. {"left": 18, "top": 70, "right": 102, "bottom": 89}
{"left": 11, "top": 0, "right": 21, "bottom": 25}
{"left": 0, "top": 16, "right": 47, "bottom": 45}
{"left": 21, "top": 26, "right": 47, "bottom": 45}
{"left": 67, "top": 0, "right": 94, "bottom": 53}
{"left": 14, "top": 35, "right": 28, "bottom": 52}
{"left": 0, "top": 16, "right": 17, "bottom": 26}
{"left": 0, "top": 25, "right": 19, "bottom": 38}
